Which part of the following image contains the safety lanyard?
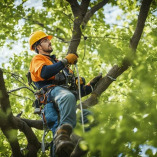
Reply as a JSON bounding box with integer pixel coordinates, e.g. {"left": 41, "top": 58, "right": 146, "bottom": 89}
{"left": 75, "top": 64, "right": 85, "bottom": 133}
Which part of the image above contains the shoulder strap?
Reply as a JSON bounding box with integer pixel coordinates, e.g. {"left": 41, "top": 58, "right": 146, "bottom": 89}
{"left": 26, "top": 71, "right": 37, "bottom": 90}
{"left": 26, "top": 71, "right": 32, "bottom": 86}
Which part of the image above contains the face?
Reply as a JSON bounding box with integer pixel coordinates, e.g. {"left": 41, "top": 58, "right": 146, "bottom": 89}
{"left": 38, "top": 37, "right": 53, "bottom": 53}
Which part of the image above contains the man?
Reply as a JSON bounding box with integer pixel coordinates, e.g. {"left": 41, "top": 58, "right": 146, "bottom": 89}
{"left": 29, "top": 30, "right": 102, "bottom": 157}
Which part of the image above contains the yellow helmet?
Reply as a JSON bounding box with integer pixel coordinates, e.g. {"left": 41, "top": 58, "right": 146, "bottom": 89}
{"left": 29, "top": 30, "right": 53, "bottom": 50}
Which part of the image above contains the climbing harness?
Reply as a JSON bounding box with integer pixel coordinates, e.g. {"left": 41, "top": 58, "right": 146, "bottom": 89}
{"left": 33, "top": 84, "right": 55, "bottom": 113}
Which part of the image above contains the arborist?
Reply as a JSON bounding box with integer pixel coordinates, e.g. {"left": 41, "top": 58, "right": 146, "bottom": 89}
{"left": 29, "top": 30, "right": 102, "bottom": 157}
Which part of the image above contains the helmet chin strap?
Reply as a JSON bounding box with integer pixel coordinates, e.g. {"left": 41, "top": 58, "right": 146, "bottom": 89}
{"left": 35, "top": 46, "right": 39, "bottom": 54}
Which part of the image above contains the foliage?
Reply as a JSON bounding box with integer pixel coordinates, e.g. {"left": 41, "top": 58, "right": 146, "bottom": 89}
{"left": 0, "top": 0, "right": 157, "bottom": 156}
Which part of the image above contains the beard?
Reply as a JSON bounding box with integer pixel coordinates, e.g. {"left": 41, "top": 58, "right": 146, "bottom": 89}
{"left": 45, "top": 49, "right": 53, "bottom": 53}
{"left": 43, "top": 46, "right": 53, "bottom": 53}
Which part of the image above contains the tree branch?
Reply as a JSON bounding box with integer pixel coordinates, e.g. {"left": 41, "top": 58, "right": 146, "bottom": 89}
{"left": 2, "top": 128, "right": 24, "bottom": 157}
{"left": 81, "top": 0, "right": 91, "bottom": 17}
{"left": 80, "top": 0, "right": 153, "bottom": 108}
{"left": 0, "top": 69, "right": 41, "bottom": 156}
{"left": 24, "top": 17, "right": 69, "bottom": 43}
{"left": 66, "top": 0, "right": 80, "bottom": 17}
{"left": 130, "top": 0, "right": 153, "bottom": 51}
{"left": 82, "top": 0, "right": 109, "bottom": 28}
{"left": 0, "top": 68, "right": 23, "bottom": 156}
{"left": 7, "top": 86, "right": 35, "bottom": 94}
{"left": 66, "top": 0, "right": 90, "bottom": 54}
{"left": 13, "top": 117, "right": 41, "bottom": 157}
{"left": 66, "top": 0, "right": 109, "bottom": 54}
{"left": 8, "top": 93, "right": 33, "bottom": 101}
{"left": 0, "top": 69, "right": 12, "bottom": 113}
{"left": 79, "top": 63, "right": 130, "bottom": 108}
{"left": 21, "top": 118, "right": 43, "bottom": 130}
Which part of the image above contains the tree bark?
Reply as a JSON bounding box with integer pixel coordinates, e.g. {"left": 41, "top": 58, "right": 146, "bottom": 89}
{"left": 2, "top": 128, "right": 23, "bottom": 157}
{"left": 130, "top": 0, "right": 152, "bottom": 51}
{"left": 0, "top": 68, "right": 41, "bottom": 156}
{"left": 66, "top": 0, "right": 90, "bottom": 54}
{"left": 0, "top": 69, "right": 23, "bottom": 156}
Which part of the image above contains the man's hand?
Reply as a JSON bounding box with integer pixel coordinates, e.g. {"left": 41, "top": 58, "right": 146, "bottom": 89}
{"left": 75, "top": 77, "right": 85, "bottom": 87}
{"left": 89, "top": 73, "right": 102, "bottom": 89}
{"left": 65, "top": 53, "right": 78, "bottom": 64}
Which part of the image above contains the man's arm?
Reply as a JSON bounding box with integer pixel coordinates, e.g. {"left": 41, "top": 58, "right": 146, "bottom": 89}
{"left": 79, "top": 74, "right": 102, "bottom": 97}
{"left": 41, "top": 53, "right": 78, "bottom": 79}
{"left": 41, "top": 61, "right": 64, "bottom": 79}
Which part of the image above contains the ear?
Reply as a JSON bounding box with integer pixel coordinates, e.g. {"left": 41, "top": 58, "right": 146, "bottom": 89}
{"left": 36, "top": 44, "right": 41, "bottom": 51}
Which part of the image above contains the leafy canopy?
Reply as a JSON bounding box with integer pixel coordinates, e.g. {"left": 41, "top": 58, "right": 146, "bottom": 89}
{"left": 0, "top": 0, "right": 157, "bottom": 156}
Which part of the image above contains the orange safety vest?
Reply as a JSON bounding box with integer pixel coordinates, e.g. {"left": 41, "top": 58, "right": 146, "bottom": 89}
{"left": 29, "top": 54, "right": 55, "bottom": 82}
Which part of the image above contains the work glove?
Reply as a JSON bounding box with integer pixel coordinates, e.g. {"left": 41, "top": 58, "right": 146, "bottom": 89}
{"left": 65, "top": 53, "right": 78, "bottom": 64}
{"left": 75, "top": 77, "right": 85, "bottom": 87}
{"left": 88, "top": 73, "right": 102, "bottom": 89}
